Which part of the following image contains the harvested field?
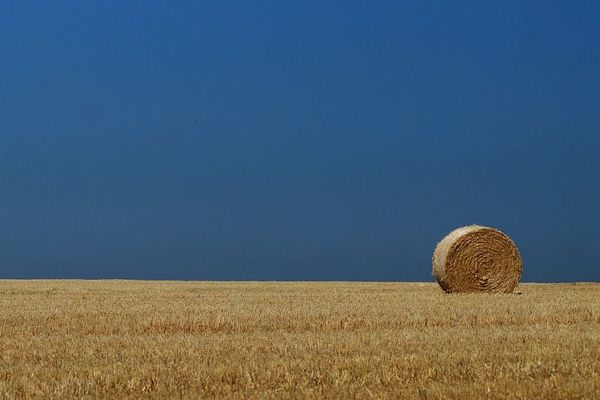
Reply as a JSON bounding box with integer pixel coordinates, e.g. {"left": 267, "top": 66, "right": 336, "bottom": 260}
{"left": 0, "top": 281, "right": 599, "bottom": 399}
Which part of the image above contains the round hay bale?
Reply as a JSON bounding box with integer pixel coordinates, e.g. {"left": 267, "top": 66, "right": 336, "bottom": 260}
{"left": 432, "top": 225, "right": 522, "bottom": 293}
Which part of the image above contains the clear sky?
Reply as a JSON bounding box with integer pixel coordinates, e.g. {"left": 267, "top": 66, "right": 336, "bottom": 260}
{"left": 1, "top": 1, "right": 599, "bottom": 281}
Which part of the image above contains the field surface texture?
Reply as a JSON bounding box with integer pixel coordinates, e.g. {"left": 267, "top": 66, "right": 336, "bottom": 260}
{"left": 0, "top": 281, "right": 599, "bottom": 399}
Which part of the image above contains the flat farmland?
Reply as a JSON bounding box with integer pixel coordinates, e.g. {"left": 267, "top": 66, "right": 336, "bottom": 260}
{"left": 0, "top": 281, "right": 598, "bottom": 399}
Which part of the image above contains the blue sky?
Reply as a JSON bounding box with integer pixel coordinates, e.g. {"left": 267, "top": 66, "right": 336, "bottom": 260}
{"left": 1, "top": 1, "right": 599, "bottom": 281}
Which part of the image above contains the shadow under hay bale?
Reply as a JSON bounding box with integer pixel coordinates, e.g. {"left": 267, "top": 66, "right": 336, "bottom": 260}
{"left": 432, "top": 225, "right": 522, "bottom": 293}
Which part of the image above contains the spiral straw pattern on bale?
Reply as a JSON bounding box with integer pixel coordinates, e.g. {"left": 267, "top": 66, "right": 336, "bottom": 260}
{"left": 432, "top": 225, "right": 522, "bottom": 293}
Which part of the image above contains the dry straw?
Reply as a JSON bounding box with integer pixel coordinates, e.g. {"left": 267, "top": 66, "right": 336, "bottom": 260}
{"left": 432, "top": 225, "right": 522, "bottom": 293}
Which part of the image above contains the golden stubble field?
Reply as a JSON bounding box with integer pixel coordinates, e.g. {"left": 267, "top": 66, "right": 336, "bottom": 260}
{"left": 0, "top": 281, "right": 599, "bottom": 399}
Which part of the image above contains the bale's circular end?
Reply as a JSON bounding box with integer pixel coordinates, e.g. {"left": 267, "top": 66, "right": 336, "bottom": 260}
{"left": 432, "top": 225, "right": 522, "bottom": 293}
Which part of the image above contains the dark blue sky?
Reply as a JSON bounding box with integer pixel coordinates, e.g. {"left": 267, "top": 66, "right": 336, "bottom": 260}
{"left": 1, "top": 1, "right": 599, "bottom": 281}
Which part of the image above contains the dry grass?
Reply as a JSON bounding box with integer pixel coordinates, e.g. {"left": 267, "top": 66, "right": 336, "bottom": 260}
{"left": 0, "top": 281, "right": 599, "bottom": 399}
